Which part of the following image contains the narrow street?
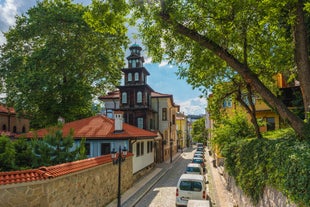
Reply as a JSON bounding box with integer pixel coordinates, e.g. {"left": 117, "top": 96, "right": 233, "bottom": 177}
{"left": 126, "top": 146, "right": 235, "bottom": 207}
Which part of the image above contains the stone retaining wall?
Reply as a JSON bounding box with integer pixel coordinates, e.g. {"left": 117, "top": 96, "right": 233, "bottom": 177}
{"left": 0, "top": 157, "right": 133, "bottom": 207}
{"left": 225, "top": 172, "right": 297, "bottom": 207}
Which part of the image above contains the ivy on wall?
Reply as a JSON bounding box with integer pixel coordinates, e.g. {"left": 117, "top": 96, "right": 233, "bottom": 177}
{"left": 221, "top": 128, "right": 310, "bottom": 206}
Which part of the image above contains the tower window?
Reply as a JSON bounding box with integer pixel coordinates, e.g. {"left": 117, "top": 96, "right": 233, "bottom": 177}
{"left": 128, "top": 73, "right": 132, "bottom": 81}
{"left": 137, "top": 91, "right": 142, "bottom": 103}
{"left": 137, "top": 117, "right": 144, "bottom": 129}
{"left": 135, "top": 72, "right": 139, "bottom": 81}
{"left": 132, "top": 59, "right": 136, "bottom": 67}
{"left": 122, "top": 92, "right": 127, "bottom": 104}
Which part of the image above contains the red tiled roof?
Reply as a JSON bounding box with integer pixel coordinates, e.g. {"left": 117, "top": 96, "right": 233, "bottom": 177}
{"left": 0, "top": 131, "right": 16, "bottom": 137}
{"left": 21, "top": 115, "right": 157, "bottom": 139}
{"left": 0, "top": 105, "right": 15, "bottom": 114}
{"left": 99, "top": 90, "right": 120, "bottom": 99}
{"left": 0, "top": 153, "right": 133, "bottom": 185}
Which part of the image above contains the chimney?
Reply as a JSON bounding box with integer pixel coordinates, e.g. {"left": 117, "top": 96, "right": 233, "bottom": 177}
{"left": 114, "top": 111, "right": 124, "bottom": 132}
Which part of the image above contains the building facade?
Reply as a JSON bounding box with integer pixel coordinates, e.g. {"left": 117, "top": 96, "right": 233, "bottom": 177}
{"left": 99, "top": 44, "right": 180, "bottom": 163}
{"left": 0, "top": 105, "right": 30, "bottom": 137}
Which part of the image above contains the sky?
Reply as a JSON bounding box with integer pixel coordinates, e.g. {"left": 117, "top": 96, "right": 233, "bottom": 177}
{"left": 0, "top": 0, "right": 207, "bottom": 115}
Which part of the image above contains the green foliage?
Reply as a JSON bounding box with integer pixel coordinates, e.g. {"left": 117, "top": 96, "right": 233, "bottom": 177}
{"left": 211, "top": 111, "right": 255, "bottom": 156}
{"left": 32, "top": 125, "right": 84, "bottom": 167}
{"left": 0, "top": 136, "right": 16, "bottom": 171}
{"left": 12, "top": 138, "right": 35, "bottom": 170}
{"left": 223, "top": 128, "right": 310, "bottom": 206}
{"left": 0, "top": 0, "right": 129, "bottom": 129}
{"left": 191, "top": 117, "right": 208, "bottom": 143}
{"left": 129, "top": 0, "right": 310, "bottom": 139}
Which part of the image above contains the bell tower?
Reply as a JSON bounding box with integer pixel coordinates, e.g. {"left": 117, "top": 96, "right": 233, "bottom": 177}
{"left": 117, "top": 43, "right": 155, "bottom": 130}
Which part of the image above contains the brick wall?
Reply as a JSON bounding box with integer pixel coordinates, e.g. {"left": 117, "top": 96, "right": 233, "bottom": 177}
{"left": 0, "top": 157, "right": 133, "bottom": 207}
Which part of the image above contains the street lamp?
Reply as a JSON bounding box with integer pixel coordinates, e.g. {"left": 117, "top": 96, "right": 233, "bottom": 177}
{"left": 111, "top": 145, "right": 127, "bottom": 207}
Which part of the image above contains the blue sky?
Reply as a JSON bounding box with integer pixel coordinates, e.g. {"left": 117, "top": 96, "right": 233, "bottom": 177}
{"left": 0, "top": 0, "right": 207, "bottom": 115}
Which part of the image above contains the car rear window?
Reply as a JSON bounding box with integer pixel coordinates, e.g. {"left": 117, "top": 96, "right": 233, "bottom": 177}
{"left": 179, "top": 181, "right": 202, "bottom": 192}
{"left": 186, "top": 167, "right": 201, "bottom": 173}
{"left": 193, "top": 159, "right": 203, "bottom": 163}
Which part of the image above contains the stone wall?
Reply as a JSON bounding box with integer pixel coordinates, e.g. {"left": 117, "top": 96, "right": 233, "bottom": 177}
{"left": 225, "top": 173, "right": 297, "bottom": 207}
{"left": 0, "top": 157, "right": 133, "bottom": 207}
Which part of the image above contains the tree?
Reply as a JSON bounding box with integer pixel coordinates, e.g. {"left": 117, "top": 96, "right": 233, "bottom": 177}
{"left": 31, "top": 124, "right": 86, "bottom": 167}
{"left": 0, "top": 0, "right": 129, "bottom": 128}
{"left": 130, "top": 0, "right": 310, "bottom": 139}
{"left": 12, "top": 138, "right": 35, "bottom": 170}
{"left": 0, "top": 135, "right": 16, "bottom": 171}
{"left": 191, "top": 117, "right": 208, "bottom": 144}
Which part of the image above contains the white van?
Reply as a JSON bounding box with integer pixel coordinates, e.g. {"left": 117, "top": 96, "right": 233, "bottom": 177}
{"left": 185, "top": 163, "right": 204, "bottom": 175}
{"left": 176, "top": 174, "right": 208, "bottom": 206}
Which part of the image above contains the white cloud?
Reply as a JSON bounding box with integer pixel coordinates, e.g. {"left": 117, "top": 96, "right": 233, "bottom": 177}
{"left": 0, "top": 0, "right": 19, "bottom": 28}
{"left": 177, "top": 97, "right": 207, "bottom": 115}
{"left": 159, "top": 60, "right": 168, "bottom": 67}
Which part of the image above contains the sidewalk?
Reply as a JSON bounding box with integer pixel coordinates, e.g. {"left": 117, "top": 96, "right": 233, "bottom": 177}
{"left": 106, "top": 150, "right": 183, "bottom": 207}
{"left": 205, "top": 147, "right": 236, "bottom": 207}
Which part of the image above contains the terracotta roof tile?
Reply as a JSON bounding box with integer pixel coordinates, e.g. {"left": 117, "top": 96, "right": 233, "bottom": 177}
{"left": 20, "top": 115, "right": 157, "bottom": 139}
{"left": 0, "top": 153, "right": 133, "bottom": 185}
{"left": 0, "top": 105, "right": 15, "bottom": 114}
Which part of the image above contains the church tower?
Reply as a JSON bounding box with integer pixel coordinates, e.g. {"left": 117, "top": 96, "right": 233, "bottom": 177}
{"left": 117, "top": 44, "right": 155, "bottom": 130}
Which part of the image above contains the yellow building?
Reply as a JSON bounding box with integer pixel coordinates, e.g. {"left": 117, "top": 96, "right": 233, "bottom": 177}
{"left": 213, "top": 73, "right": 301, "bottom": 133}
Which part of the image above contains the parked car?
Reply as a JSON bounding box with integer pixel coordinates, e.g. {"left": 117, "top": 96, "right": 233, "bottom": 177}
{"left": 192, "top": 157, "right": 205, "bottom": 171}
{"left": 197, "top": 143, "right": 204, "bottom": 148}
{"left": 194, "top": 151, "right": 205, "bottom": 158}
{"left": 185, "top": 163, "right": 204, "bottom": 175}
{"left": 193, "top": 153, "right": 205, "bottom": 160}
{"left": 196, "top": 146, "right": 205, "bottom": 154}
{"left": 176, "top": 174, "right": 208, "bottom": 206}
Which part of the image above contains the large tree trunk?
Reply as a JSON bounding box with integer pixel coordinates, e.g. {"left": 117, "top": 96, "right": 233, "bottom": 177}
{"left": 294, "top": 0, "right": 310, "bottom": 118}
{"left": 160, "top": 13, "right": 307, "bottom": 139}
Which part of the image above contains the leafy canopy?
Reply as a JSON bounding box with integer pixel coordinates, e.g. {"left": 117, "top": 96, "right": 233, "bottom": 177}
{"left": 0, "top": 0, "right": 129, "bottom": 128}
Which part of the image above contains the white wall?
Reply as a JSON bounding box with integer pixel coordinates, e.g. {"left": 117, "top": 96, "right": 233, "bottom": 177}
{"left": 132, "top": 139, "right": 154, "bottom": 174}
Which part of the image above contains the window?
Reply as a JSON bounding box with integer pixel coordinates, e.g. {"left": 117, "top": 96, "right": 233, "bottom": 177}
{"left": 13, "top": 126, "right": 17, "bottom": 133}
{"left": 135, "top": 72, "right": 139, "bottom": 81}
{"left": 22, "top": 126, "right": 26, "bottom": 133}
{"left": 172, "top": 114, "right": 175, "bottom": 125}
{"left": 85, "top": 143, "right": 90, "bottom": 156}
{"left": 122, "top": 92, "right": 127, "bottom": 104}
{"left": 266, "top": 117, "right": 275, "bottom": 131}
{"left": 180, "top": 181, "right": 202, "bottom": 192}
{"left": 147, "top": 141, "right": 153, "bottom": 153}
{"left": 223, "top": 97, "right": 232, "bottom": 108}
{"left": 132, "top": 59, "right": 136, "bottom": 67}
{"left": 162, "top": 108, "right": 167, "bottom": 121}
{"left": 141, "top": 142, "right": 144, "bottom": 155}
{"left": 101, "top": 143, "right": 110, "bottom": 155}
{"left": 137, "top": 91, "right": 142, "bottom": 103}
{"left": 2, "top": 124, "right": 6, "bottom": 131}
{"left": 128, "top": 73, "right": 132, "bottom": 81}
{"left": 136, "top": 142, "right": 140, "bottom": 156}
{"left": 137, "top": 117, "right": 143, "bottom": 129}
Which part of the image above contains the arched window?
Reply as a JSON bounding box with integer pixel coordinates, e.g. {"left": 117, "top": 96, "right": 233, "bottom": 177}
{"left": 137, "top": 91, "right": 142, "bottom": 103}
{"left": 22, "top": 126, "right": 26, "bottom": 133}
{"left": 2, "top": 124, "right": 6, "bottom": 131}
{"left": 132, "top": 59, "right": 136, "bottom": 68}
{"left": 135, "top": 72, "right": 139, "bottom": 81}
{"left": 122, "top": 92, "right": 127, "bottom": 104}
{"left": 13, "top": 126, "right": 17, "bottom": 133}
{"left": 128, "top": 73, "right": 132, "bottom": 81}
